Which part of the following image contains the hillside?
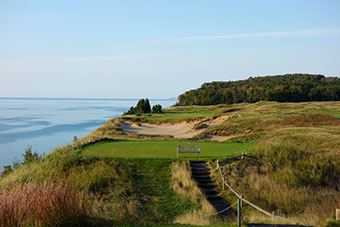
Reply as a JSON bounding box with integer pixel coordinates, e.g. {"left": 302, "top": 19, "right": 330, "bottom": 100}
{"left": 1, "top": 101, "right": 340, "bottom": 226}
{"left": 178, "top": 74, "right": 340, "bottom": 105}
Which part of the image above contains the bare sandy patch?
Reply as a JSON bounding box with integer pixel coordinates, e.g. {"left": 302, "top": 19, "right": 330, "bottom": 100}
{"left": 205, "top": 135, "right": 240, "bottom": 142}
{"left": 119, "top": 121, "right": 200, "bottom": 138}
{"left": 119, "top": 115, "right": 230, "bottom": 139}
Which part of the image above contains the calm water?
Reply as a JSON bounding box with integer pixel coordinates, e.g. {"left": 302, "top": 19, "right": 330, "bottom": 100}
{"left": 0, "top": 98, "right": 176, "bottom": 169}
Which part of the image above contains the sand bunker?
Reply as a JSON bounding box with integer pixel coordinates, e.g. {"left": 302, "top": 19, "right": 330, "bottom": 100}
{"left": 119, "top": 115, "right": 230, "bottom": 139}
{"left": 119, "top": 121, "right": 199, "bottom": 138}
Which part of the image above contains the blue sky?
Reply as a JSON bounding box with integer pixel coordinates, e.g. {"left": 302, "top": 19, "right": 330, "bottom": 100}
{"left": 1, "top": 0, "right": 340, "bottom": 99}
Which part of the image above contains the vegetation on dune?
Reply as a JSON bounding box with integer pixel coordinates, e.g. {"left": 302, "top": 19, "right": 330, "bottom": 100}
{"left": 171, "top": 161, "right": 222, "bottom": 226}
{"left": 125, "top": 98, "right": 151, "bottom": 115}
{"left": 152, "top": 104, "right": 163, "bottom": 113}
{"left": 204, "top": 102, "right": 340, "bottom": 226}
{"left": 2, "top": 100, "right": 340, "bottom": 226}
{"left": 194, "top": 101, "right": 340, "bottom": 141}
{"left": 0, "top": 145, "right": 40, "bottom": 179}
{"left": 121, "top": 105, "right": 231, "bottom": 125}
{"left": 0, "top": 146, "right": 201, "bottom": 226}
{"left": 124, "top": 98, "right": 163, "bottom": 115}
{"left": 178, "top": 74, "right": 340, "bottom": 105}
{"left": 0, "top": 182, "right": 89, "bottom": 227}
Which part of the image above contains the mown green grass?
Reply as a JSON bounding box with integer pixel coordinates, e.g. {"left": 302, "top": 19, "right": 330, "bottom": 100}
{"left": 313, "top": 108, "right": 340, "bottom": 119}
{"left": 80, "top": 140, "right": 254, "bottom": 159}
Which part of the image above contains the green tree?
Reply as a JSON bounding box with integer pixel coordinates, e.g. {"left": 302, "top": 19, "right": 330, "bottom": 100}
{"left": 177, "top": 74, "right": 340, "bottom": 105}
{"left": 22, "top": 145, "right": 39, "bottom": 164}
{"left": 152, "top": 104, "right": 162, "bottom": 113}
{"left": 143, "top": 98, "right": 151, "bottom": 113}
{"left": 123, "top": 98, "right": 151, "bottom": 115}
{"left": 136, "top": 99, "right": 145, "bottom": 114}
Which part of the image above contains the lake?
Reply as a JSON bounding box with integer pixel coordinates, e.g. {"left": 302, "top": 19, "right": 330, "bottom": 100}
{"left": 0, "top": 98, "right": 176, "bottom": 169}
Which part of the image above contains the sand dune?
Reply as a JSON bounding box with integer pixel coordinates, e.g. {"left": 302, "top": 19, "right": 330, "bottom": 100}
{"left": 119, "top": 115, "right": 230, "bottom": 140}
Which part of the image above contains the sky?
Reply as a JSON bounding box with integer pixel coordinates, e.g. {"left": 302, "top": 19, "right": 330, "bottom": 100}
{"left": 1, "top": 0, "right": 340, "bottom": 99}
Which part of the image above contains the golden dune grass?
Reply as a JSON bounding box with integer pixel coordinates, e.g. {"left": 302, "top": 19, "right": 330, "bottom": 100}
{"left": 171, "top": 161, "right": 222, "bottom": 225}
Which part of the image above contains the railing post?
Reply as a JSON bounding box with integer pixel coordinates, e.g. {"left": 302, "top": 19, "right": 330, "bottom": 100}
{"left": 336, "top": 209, "right": 340, "bottom": 220}
{"left": 272, "top": 211, "right": 275, "bottom": 223}
{"left": 238, "top": 195, "right": 243, "bottom": 227}
{"left": 217, "top": 160, "right": 225, "bottom": 190}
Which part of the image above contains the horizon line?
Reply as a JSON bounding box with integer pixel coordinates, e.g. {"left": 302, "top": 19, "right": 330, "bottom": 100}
{"left": 0, "top": 97, "right": 178, "bottom": 101}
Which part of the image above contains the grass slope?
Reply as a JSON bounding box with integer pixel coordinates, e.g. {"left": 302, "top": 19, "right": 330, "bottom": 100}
{"left": 2, "top": 101, "right": 340, "bottom": 226}
{"left": 0, "top": 148, "right": 197, "bottom": 226}
{"left": 81, "top": 140, "right": 254, "bottom": 159}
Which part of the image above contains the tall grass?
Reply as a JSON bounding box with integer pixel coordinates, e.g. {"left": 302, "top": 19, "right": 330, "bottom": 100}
{"left": 214, "top": 131, "right": 340, "bottom": 226}
{"left": 171, "top": 161, "right": 221, "bottom": 225}
{"left": 0, "top": 182, "right": 89, "bottom": 227}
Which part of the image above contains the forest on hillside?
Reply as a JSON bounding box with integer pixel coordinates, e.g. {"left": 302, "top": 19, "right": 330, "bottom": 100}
{"left": 178, "top": 74, "right": 340, "bottom": 105}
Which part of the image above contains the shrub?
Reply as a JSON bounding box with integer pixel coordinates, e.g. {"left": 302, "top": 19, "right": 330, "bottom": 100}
{"left": 124, "top": 98, "right": 151, "bottom": 115}
{"left": 22, "top": 145, "right": 40, "bottom": 164}
{"left": 326, "top": 220, "right": 340, "bottom": 227}
{"left": 0, "top": 165, "right": 13, "bottom": 179}
{"left": 152, "top": 104, "right": 162, "bottom": 113}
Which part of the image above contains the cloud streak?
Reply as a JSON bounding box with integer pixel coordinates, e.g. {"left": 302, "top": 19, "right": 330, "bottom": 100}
{"left": 167, "top": 28, "right": 340, "bottom": 41}
{"left": 1, "top": 28, "right": 339, "bottom": 65}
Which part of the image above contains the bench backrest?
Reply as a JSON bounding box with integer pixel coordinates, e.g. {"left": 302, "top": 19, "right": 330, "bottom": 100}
{"left": 177, "top": 145, "right": 201, "bottom": 158}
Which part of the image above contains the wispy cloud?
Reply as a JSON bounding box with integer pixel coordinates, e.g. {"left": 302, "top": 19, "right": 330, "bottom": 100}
{"left": 166, "top": 28, "right": 340, "bottom": 41}
{"left": 2, "top": 28, "right": 339, "bottom": 65}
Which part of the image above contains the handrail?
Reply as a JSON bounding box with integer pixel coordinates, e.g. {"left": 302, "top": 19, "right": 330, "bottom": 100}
{"left": 217, "top": 159, "right": 274, "bottom": 218}
{"left": 192, "top": 201, "right": 238, "bottom": 216}
{"left": 219, "top": 152, "right": 254, "bottom": 164}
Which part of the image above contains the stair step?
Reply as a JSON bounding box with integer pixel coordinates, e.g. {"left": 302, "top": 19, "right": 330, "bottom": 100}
{"left": 202, "top": 189, "right": 219, "bottom": 195}
{"left": 191, "top": 171, "right": 210, "bottom": 175}
{"left": 207, "top": 194, "right": 223, "bottom": 200}
{"left": 210, "top": 200, "right": 229, "bottom": 206}
{"left": 191, "top": 167, "right": 209, "bottom": 171}
{"left": 190, "top": 160, "right": 234, "bottom": 218}
{"left": 190, "top": 163, "right": 208, "bottom": 168}
{"left": 190, "top": 160, "right": 207, "bottom": 164}
{"left": 195, "top": 179, "right": 213, "bottom": 184}
{"left": 197, "top": 184, "right": 215, "bottom": 189}
{"left": 192, "top": 175, "right": 211, "bottom": 180}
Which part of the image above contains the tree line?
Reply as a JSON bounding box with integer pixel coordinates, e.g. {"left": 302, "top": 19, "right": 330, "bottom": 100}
{"left": 177, "top": 74, "right": 340, "bottom": 105}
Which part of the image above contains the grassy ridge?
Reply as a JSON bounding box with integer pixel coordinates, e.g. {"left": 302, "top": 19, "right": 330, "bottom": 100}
{"left": 2, "top": 101, "right": 340, "bottom": 226}
{"left": 0, "top": 148, "right": 196, "bottom": 226}
{"left": 199, "top": 102, "right": 340, "bottom": 226}
{"left": 193, "top": 101, "right": 340, "bottom": 141}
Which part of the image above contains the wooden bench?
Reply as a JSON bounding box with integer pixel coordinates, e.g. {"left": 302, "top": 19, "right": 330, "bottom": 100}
{"left": 177, "top": 145, "right": 201, "bottom": 158}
